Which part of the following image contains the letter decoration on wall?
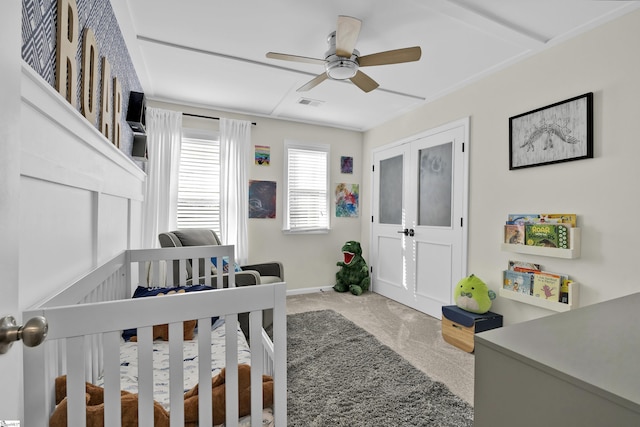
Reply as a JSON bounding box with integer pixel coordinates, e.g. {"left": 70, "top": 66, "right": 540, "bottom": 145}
{"left": 55, "top": 0, "right": 78, "bottom": 105}
{"left": 82, "top": 27, "right": 99, "bottom": 125}
{"left": 100, "top": 57, "right": 111, "bottom": 140}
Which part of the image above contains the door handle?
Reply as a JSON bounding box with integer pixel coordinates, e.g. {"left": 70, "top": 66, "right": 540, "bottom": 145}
{"left": 397, "top": 228, "right": 415, "bottom": 237}
{"left": 0, "top": 315, "right": 48, "bottom": 354}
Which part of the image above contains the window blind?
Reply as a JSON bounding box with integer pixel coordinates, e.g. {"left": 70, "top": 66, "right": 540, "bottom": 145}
{"left": 285, "top": 143, "right": 330, "bottom": 232}
{"left": 177, "top": 136, "right": 221, "bottom": 234}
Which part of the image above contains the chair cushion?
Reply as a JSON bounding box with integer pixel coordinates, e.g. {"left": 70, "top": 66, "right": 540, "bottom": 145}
{"left": 172, "top": 229, "right": 219, "bottom": 246}
{"left": 259, "top": 276, "right": 282, "bottom": 284}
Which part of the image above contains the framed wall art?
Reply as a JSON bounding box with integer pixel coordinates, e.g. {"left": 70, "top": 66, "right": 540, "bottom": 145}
{"left": 509, "top": 92, "right": 593, "bottom": 170}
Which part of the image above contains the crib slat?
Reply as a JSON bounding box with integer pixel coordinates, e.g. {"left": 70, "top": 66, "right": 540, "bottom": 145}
{"left": 225, "top": 314, "right": 240, "bottom": 427}
{"left": 23, "top": 339, "right": 49, "bottom": 426}
{"left": 272, "top": 283, "right": 287, "bottom": 427}
{"left": 137, "top": 326, "right": 155, "bottom": 426}
{"left": 103, "top": 331, "right": 122, "bottom": 427}
{"left": 138, "top": 261, "right": 146, "bottom": 287}
{"left": 169, "top": 322, "right": 185, "bottom": 427}
{"left": 179, "top": 259, "right": 187, "bottom": 285}
{"left": 66, "top": 336, "right": 87, "bottom": 427}
{"left": 197, "top": 317, "right": 213, "bottom": 426}
{"left": 191, "top": 258, "right": 200, "bottom": 285}
{"left": 250, "top": 311, "right": 264, "bottom": 427}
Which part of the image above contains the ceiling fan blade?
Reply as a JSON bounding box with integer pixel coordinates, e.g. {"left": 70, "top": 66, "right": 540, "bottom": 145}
{"left": 358, "top": 46, "right": 422, "bottom": 67}
{"left": 349, "top": 70, "right": 379, "bottom": 93}
{"left": 336, "top": 15, "right": 362, "bottom": 57}
{"left": 297, "top": 73, "right": 329, "bottom": 92}
{"left": 266, "top": 52, "right": 325, "bottom": 66}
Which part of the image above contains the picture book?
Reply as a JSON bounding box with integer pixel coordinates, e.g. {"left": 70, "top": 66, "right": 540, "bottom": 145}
{"left": 525, "top": 223, "right": 570, "bottom": 249}
{"left": 503, "top": 270, "right": 533, "bottom": 295}
{"left": 559, "top": 279, "right": 573, "bottom": 304}
{"left": 508, "top": 260, "right": 541, "bottom": 271}
{"left": 532, "top": 272, "right": 562, "bottom": 301}
{"left": 504, "top": 224, "right": 525, "bottom": 244}
{"left": 507, "top": 214, "right": 540, "bottom": 224}
{"left": 539, "top": 213, "right": 577, "bottom": 227}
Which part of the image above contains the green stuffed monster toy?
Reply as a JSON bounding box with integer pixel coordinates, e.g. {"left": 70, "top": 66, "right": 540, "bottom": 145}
{"left": 455, "top": 274, "right": 496, "bottom": 314}
{"left": 333, "top": 241, "right": 370, "bottom": 296}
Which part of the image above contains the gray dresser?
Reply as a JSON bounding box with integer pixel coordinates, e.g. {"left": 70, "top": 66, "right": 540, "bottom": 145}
{"left": 474, "top": 293, "right": 640, "bottom": 427}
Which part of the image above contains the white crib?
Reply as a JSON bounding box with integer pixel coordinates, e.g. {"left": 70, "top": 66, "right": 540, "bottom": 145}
{"left": 22, "top": 245, "right": 286, "bottom": 427}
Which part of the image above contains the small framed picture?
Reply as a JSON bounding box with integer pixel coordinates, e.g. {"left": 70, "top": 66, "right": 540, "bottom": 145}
{"left": 340, "top": 156, "right": 353, "bottom": 174}
{"left": 509, "top": 93, "right": 593, "bottom": 170}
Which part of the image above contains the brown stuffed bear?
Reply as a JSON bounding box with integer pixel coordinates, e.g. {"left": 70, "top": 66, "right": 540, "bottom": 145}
{"left": 183, "top": 364, "right": 274, "bottom": 426}
{"left": 128, "top": 288, "right": 198, "bottom": 342}
{"left": 50, "top": 364, "right": 273, "bottom": 426}
{"left": 129, "top": 319, "right": 198, "bottom": 342}
{"left": 49, "top": 375, "right": 170, "bottom": 427}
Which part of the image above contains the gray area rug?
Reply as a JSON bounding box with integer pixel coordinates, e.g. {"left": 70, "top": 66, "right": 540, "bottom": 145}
{"left": 287, "top": 310, "right": 473, "bottom": 426}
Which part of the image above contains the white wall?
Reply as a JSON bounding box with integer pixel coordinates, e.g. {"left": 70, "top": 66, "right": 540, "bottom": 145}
{"left": 150, "top": 100, "right": 364, "bottom": 291}
{"left": 362, "top": 9, "right": 640, "bottom": 325}
{"left": 19, "top": 65, "right": 146, "bottom": 310}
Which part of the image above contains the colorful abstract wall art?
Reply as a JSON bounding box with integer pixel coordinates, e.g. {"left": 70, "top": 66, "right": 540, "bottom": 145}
{"left": 249, "top": 180, "right": 276, "bottom": 218}
{"left": 335, "top": 183, "right": 359, "bottom": 217}
{"left": 255, "top": 145, "right": 270, "bottom": 165}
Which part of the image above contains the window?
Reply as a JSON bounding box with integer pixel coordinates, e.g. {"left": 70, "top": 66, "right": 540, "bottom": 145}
{"left": 177, "top": 129, "right": 221, "bottom": 234}
{"left": 284, "top": 140, "right": 330, "bottom": 233}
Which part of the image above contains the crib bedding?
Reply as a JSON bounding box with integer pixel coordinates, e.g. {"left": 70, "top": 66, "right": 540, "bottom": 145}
{"left": 97, "top": 320, "right": 274, "bottom": 427}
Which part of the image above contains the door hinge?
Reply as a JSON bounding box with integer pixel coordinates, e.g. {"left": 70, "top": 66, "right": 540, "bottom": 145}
{"left": 370, "top": 266, "right": 373, "bottom": 274}
{"left": 372, "top": 164, "right": 375, "bottom": 172}
{"left": 371, "top": 216, "right": 374, "bottom": 223}
{"left": 461, "top": 217, "right": 464, "bottom": 227}
{"left": 462, "top": 142, "right": 465, "bottom": 152}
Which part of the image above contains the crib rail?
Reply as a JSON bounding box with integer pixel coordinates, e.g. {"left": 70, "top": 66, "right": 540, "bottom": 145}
{"left": 23, "top": 246, "right": 286, "bottom": 427}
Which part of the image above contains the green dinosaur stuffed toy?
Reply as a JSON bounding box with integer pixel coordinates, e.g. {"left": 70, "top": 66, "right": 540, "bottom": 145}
{"left": 333, "top": 241, "right": 370, "bottom": 296}
{"left": 454, "top": 274, "right": 496, "bottom": 314}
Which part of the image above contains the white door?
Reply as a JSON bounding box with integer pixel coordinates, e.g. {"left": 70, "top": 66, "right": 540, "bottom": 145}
{"left": 371, "top": 118, "right": 469, "bottom": 319}
{"left": 0, "top": 0, "right": 24, "bottom": 421}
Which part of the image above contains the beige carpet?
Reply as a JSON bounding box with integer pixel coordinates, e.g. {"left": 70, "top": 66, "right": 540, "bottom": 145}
{"left": 286, "top": 289, "right": 475, "bottom": 405}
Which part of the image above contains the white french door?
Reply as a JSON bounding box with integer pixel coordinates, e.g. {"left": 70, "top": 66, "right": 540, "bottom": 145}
{"left": 371, "top": 118, "right": 469, "bottom": 319}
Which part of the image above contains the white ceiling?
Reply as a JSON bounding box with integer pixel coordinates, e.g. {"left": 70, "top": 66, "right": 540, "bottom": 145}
{"left": 112, "top": 0, "right": 640, "bottom": 131}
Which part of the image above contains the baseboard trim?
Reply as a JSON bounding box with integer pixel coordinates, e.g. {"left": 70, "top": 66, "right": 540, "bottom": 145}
{"left": 287, "top": 286, "right": 334, "bottom": 296}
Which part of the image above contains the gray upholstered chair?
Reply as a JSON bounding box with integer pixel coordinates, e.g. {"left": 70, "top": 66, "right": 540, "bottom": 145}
{"left": 158, "top": 228, "right": 282, "bottom": 338}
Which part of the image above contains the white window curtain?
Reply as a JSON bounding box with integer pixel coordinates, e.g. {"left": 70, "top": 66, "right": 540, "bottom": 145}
{"left": 141, "top": 107, "right": 182, "bottom": 248}
{"left": 219, "top": 118, "right": 250, "bottom": 264}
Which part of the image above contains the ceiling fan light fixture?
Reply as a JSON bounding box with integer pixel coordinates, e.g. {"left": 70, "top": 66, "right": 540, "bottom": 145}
{"left": 325, "top": 54, "right": 359, "bottom": 80}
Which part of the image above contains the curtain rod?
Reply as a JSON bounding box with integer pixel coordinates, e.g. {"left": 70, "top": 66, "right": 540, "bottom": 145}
{"left": 182, "top": 112, "right": 256, "bottom": 126}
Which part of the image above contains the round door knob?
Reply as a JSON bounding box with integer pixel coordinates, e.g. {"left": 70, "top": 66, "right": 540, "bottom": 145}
{"left": 0, "top": 315, "right": 48, "bottom": 354}
{"left": 20, "top": 316, "right": 48, "bottom": 348}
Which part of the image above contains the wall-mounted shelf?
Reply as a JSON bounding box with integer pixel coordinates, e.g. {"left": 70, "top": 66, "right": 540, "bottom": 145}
{"left": 499, "top": 282, "right": 580, "bottom": 312}
{"left": 501, "top": 227, "right": 581, "bottom": 259}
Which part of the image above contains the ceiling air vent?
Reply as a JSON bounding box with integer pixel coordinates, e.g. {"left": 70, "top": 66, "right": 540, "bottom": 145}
{"left": 297, "top": 98, "right": 325, "bottom": 107}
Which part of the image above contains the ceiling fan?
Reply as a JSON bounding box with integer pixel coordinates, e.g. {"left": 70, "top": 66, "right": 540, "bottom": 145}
{"left": 266, "top": 15, "right": 421, "bottom": 93}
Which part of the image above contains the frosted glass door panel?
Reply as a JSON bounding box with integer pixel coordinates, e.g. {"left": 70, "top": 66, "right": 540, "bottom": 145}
{"left": 418, "top": 142, "right": 453, "bottom": 227}
{"left": 378, "top": 155, "right": 403, "bottom": 225}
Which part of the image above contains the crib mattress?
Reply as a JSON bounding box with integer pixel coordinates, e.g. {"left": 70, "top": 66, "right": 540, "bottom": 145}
{"left": 97, "top": 320, "right": 274, "bottom": 426}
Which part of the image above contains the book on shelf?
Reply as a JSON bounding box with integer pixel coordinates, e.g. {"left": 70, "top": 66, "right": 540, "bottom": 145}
{"left": 508, "top": 260, "right": 541, "bottom": 271}
{"left": 525, "top": 223, "right": 570, "bottom": 249}
{"left": 532, "top": 271, "right": 563, "bottom": 301}
{"left": 507, "top": 214, "right": 540, "bottom": 224}
{"left": 507, "top": 213, "right": 577, "bottom": 227}
{"left": 503, "top": 270, "right": 533, "bottom": 295}
{"left": 539, "top": 213, "right": 577, "bottom": 227}
{"left": 504, "top": 224, "right": 525, "bottom": 244}
{"left": 559, "top": 279, "right": 573, "bottom": 304}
